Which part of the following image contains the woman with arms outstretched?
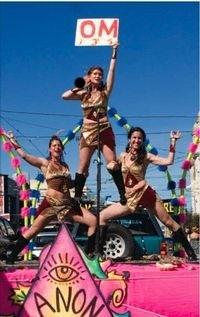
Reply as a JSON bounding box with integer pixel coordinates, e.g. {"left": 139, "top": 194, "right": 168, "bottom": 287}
{"left": 5, "top": 133, "right": 97, "bottom": 263}
{"left": 100, "top": 127, "right": 197, "bottom": 260}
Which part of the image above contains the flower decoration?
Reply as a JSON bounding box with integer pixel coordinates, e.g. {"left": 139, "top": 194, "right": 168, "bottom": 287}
{"left": 194, "top": 127, "right": 200, "bottom": 137}
{"left": 181, "top": 160, "right": 192, "bottom": 170}
{"left": 21, "top": 245, "right": 29, "bottom": 256}
{"left": 178, "top": 179, "right": 186, "bottom": 189}
{"left": 20, "top": 207, "right": 30, "bottom": 217}
{"left": 19, "top": 190, "right": 30, "bottom": 201}
{"left": 188, "top": 143, "right": 198, "bottom": 154}
{"left": 16, "top": 173, "right": 27, "bottom": 186}
{"left": 11, "top": 157, "right": 21, "bottom": 169}
{"left": 2, "top": 141, "right": 13, "bottom": 152}
{"left": 177, "top": 196, "right": 186, "bottom": 206}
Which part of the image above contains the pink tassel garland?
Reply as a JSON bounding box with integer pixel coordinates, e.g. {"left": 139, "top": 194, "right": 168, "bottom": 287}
{"left": 19, "top": 189, "right": 30, "bottom": 201}
{"left": 20, "top": 207, "right": 29, "bottom": 217}
{"left": 2, "top": 141, "right": 13, "bottom": 152}
{"left": 178, "top": 196, "right": 186, "bottom": 206}
{"left": 181, "top": 160, "right": 191, "bottom": 170}
{"left": 179, "top": 179, "right": 186, "bottom": 189}
{"left": 16, "top": 174, "right": 27, "bottom": 186}
{"left": 11, "top": 157, "right": 21, "bottom": 168}
{"left": 21, "top": 246, "right": 29, "bottom": 255}
{"left": 194, "top": 127, "right": 200, "bottom": 137}
{"left": 188, "top": 143, "right": 198, "bottom": 154}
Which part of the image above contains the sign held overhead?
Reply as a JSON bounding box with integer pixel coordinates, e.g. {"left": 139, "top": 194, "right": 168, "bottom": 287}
{"left": 75, "top": 18, "right": 119, "bottom": 46}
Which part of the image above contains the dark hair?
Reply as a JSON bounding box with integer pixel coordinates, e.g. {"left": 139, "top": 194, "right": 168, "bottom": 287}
{"left": 128, "top": 126, "right": 146, "bottom": 141}
{"left": 47, "top": 135, "right": 65, "bottom": 163}
{"left": 87, "top": 66, "right": 104, "bottom": 76}
{"left": 126, "top": 127, "right": 147, "bottom": 164}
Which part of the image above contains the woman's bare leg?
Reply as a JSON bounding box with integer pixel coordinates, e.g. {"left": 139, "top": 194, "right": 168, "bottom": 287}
{"left": 77, "top": 146, "right": 96, "bottom": 174}
{"left": 23, "top": 214, "right": 56, "bottom": 240}
{"left": 152, "top": 200, "right": 180, "bottom": 232}
{"left": 101, "top": 144, "right": 117, "bottom": 165}
{"left": 100, "top": 203, "right": 131, "bottom": 225}
{"left": 70, "top": 207, "right": 97, "bottom": 236}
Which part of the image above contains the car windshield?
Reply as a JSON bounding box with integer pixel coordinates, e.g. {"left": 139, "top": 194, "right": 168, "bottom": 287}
{"left": 108, "top": 212, "right": 158, "bottom": 235}
{"left": 35, "top": 235, "right": 56, "bottom": 247}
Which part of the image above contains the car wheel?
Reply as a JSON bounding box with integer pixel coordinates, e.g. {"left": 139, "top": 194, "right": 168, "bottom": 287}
{"left": 103, "top": 223, "right": 135, "bottom": 259}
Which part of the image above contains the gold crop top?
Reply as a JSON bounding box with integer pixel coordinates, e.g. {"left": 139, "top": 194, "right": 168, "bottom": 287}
{"left": 45, "top": 162, "right": 72, "bottom": 193}
{"left": 81, "top": 90, "right": 108, "bottom": 121}
{"left": 119, "top": 152, "right": 149, "bottom": 183}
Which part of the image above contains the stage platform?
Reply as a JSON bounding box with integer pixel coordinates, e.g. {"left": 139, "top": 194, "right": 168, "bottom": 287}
{"left": 0, "top": 260, "right": 199, "bottom": 317}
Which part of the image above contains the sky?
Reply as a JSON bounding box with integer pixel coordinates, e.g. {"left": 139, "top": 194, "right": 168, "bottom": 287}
{"left": 0, "top": 2, "right": 199, "bottom": 208}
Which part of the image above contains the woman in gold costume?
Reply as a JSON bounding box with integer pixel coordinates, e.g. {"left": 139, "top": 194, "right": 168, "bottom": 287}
{"left": 62, "top": 43, "right": 126, "bottom": 205}
{"left": 100, "top": 127, "right": 197, "bottom": 260}
{"left": 5, "top": 133, "right": 97, "bottom": 263}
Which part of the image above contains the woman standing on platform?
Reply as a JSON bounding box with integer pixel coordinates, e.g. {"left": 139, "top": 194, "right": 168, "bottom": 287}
{"left": 62, "top": 43, "right": 126, "bottom": 206}
{"left": 5, "top": 133, "right": 97, "bottom": 263}
{"left": 100, "top": 127, "right": 197, "bottom": 260}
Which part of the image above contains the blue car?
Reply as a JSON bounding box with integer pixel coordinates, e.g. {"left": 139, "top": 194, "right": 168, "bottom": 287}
{"left": 71, "top": 207, "right": 170, "bottom": 260}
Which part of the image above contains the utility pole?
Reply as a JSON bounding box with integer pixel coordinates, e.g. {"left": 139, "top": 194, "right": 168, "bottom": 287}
{"left": 190, "top": 112, "right": 200, "bottom": 214}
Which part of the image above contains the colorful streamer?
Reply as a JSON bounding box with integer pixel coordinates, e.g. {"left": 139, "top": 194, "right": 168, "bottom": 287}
{"left": 0, "top": 128, "right": 30, "bottom": 260}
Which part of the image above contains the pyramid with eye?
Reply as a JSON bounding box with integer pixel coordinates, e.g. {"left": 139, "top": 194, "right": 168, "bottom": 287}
{"left": 18, "top": 224, "right": 114, "bottom": 317}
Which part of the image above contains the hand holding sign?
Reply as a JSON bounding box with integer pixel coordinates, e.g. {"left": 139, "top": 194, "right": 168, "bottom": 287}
{"left": 75, "top": 18, "right": 119, "bottom": 46}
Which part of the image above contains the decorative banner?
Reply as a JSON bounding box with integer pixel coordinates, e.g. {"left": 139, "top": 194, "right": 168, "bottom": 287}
{"left": 19, "top": 224, "right": 117, "bottom": 317}
{"left": 75, "top": 18, "right": 119, "bottom": 46}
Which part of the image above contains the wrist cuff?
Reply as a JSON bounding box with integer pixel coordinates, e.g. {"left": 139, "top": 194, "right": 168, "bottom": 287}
{"left": 112, "top": 50, "right": 117, "bottom": 59}
{"left": 169, "top": 144, "right": 175, "bottom": 153}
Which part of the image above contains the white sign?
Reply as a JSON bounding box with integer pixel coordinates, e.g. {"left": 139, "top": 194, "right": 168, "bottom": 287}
{"left": 75, "top": 18, "right": 119, "bottom": 46}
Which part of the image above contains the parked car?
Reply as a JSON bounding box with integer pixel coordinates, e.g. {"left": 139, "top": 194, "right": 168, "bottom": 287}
{"left": 32, "top": 208, "right": 170, "bottom": 260}
{"left": 0, "top": 216, "right": 17, "bottom": 260}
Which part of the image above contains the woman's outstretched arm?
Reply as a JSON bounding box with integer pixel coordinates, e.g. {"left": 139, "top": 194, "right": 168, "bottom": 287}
{"left": 61, "top": 86, "right": 84, "bottom": 100}
{"left": 106, "top": 43, "right": 119, "bottom": 95}
{"left": 6, "top": 131, "right": 47, "bottom": 169}
{"left": 147, "top": 131, "right": 181, "bottom": 166}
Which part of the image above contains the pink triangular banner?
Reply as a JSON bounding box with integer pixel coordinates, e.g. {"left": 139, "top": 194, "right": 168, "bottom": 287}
{"left": 19, "top": 224, "right": 113, "bottom": 317}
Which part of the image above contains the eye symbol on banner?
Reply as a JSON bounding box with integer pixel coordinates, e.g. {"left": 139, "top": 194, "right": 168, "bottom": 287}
{"left": 41, "top": 253, "right": 86, "bottom": 285}
{"left": 49, "top": 265, "right": 79, "bottom": 283}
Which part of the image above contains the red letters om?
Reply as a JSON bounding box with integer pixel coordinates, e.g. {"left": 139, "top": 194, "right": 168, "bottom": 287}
{"left": 80, "top": 19, "right": 118, "bottom": 39}
{"left": 98, "top": 19, "right": 118, "bottom": 37}
{"left": 80, "top": 20, "right": 95, "bottom": 38}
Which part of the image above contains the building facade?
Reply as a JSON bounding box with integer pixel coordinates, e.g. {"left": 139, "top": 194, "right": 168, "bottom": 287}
{"left": 0, "top": 174, "right": 20, "bottom": 225}
{"left": 190, "top": 113, "right": 200, "bottom": 214}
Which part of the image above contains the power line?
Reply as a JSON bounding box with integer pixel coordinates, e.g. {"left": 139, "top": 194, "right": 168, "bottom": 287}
{"left": 1, "top": 110, "right": 81, "bottom": 118}
{"left": 1, "top": 116, "right": 193, "bottom": 138}
{"left": 1, "top": 116, "right": 46, "bottom": 156}
{"left": 0, "top": 115, "right": 61, "bottom": 132}
{"left": 1, "top": 109, "right": 196, "bottom": 119}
